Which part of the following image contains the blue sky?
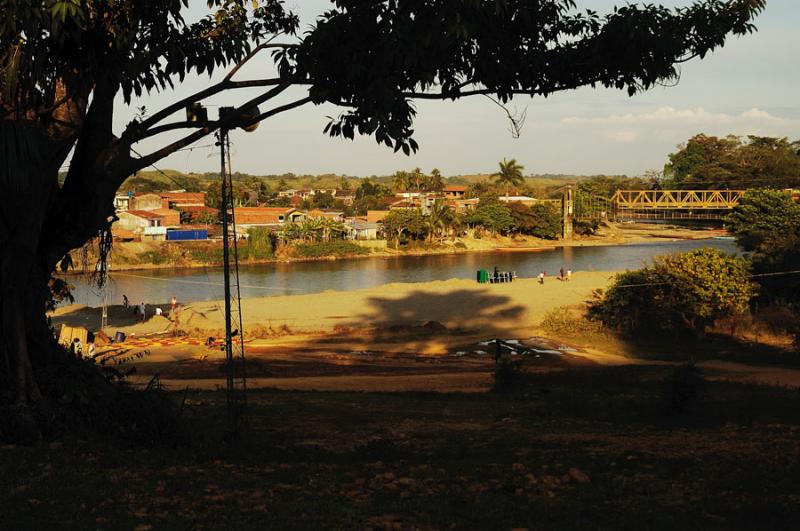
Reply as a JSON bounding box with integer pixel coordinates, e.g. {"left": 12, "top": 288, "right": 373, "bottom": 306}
{"left": 121, "top": 0, "right": 800, "bottom": 177}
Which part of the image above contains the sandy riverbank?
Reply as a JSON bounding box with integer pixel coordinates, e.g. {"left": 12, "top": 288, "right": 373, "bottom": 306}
{"left": 52, "top": 272, "right": 616, "bottom": 338}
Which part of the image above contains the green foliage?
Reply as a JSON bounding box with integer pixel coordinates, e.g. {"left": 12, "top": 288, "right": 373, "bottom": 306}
{"left": 194, "top": 210, "right": 219, "bottom": 225}
{"left": 540, "top": 307, "right": 603, "bottom": 336}
{"left": 2, "top": 1, "right": 298, "bottom": 106}
{"left": 297, "top": 1, "right": 765, "bottom": 153}
{"left": 665, "top": 134, "right": 800, "bottom": 189}
{"left": 589, "top": 248, "right": 757, "bottom": 337}
{"left": 390, "top": 168, "right": 444, "bottom": 192}
{"left": 355, "top": 179, "right": 393, "bottom": 199}
{"left": 574, "top": 219, "right": 601, "bottom": 236}
{"left": 382, "top": 208, "right": 429, "bottom": 243}
{"left": 293, "top": 240, "right": 369, "bottom": 258}
{"left": 508, "top": 202, "right": 561, "bottom": 239}
{"left": 246, "top": 227, "right": 275, "bottom": 260}
{"left": 493, "top": 158, "right": 525, "bottom": 196}
{"left": 464, "top": 199, "right": 513, "bottom": 234}
{"left": 726, "top": 189, "right": 800, "bottom": 252}
{"left": 725, "top": 189, "right": 800, "bottom": 308}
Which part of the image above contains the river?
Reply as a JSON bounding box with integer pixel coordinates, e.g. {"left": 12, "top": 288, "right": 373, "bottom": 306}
{"left": 68, "top": 239, "right": 739, "bottom": 307}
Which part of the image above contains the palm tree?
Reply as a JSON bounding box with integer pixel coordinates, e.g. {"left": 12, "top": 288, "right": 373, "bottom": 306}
{"left": 391, "top": 170, "right": 411, "bottom": 192}
{"left": 426, "top": 199, "right": 454, "bottom": 242}
{"left": 492, "top": 158, "right": 525, "bottom": 199}
{"left": 427, "top": 168, "right": 444, "bottom": 192}
{"left": 410, "top": 167, "right": 426, "bottom": 192}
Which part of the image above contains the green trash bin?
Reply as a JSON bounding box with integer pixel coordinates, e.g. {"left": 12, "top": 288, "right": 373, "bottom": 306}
{"left": 477, "top": 269, "right": 489, "bottom": 283}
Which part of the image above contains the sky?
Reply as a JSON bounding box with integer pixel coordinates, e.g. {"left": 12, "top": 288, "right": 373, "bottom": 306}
{"left": 120, "top": 0, "right": 800, "bottom": 178}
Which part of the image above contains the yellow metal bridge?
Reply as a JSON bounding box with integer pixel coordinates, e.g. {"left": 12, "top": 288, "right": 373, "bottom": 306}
{"left": 610, "top": 190, "right": 745, "bottom": 211}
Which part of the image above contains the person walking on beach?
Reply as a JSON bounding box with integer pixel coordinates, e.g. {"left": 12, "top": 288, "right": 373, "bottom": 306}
{"left": 538, "top": 271, "right": 545, "bottom": 285}
{"left": 559, "top": 267, "right": 565, "bottom": 281}
{"left": 170, "top": 295, "right": 177, "bottom": 315}
{"left": 139, "top": 302, "right": 146, "bottom": 322}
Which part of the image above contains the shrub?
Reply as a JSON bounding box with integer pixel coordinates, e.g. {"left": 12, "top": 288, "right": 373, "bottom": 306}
{"left": 574, "top": 219, "right": 601, "bottom": 236}
{"left": 245, "top": 227, "right": 275, "bottom": 260}
{"left": 540, "top": 306, "right": 603, "bottom": 336}
{"left": 294, "top": 240, "right": 369, "bottom": 258}
{"left": 588, "top": 248, "right": 757, "bottom": 337}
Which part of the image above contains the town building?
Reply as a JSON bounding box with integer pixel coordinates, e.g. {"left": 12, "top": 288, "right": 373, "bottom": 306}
{"left": 442, "top": 185, "right": 468, "bottom": 199}
{"left": 307, "top": 209, "right": 345, "bottom": 222}
{"left": 115, "top": 210, "right": 169, "bottom": 241}
{"left": 159, "top": 191, "right": 206, "bottom": 210}
{"left": 233, "top": 207, "right": 306, "bottom": 228}
{"left": 345, "top": 220, "right": 380, "bottom": 240}
{"left": 499, "top": 196, "right": 537, "bottom": 206}
{"left": 131, "top": 193, "right": 163, "bottom": 211}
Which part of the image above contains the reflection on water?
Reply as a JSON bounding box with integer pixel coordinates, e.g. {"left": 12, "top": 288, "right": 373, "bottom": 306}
{"left": 69, "top": 239, "right": 738, "bottom": 307}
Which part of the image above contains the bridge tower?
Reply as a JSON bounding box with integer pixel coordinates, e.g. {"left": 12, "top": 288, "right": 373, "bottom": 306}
{"left": 562, "top": 185, "right": 574, "bottom": 239}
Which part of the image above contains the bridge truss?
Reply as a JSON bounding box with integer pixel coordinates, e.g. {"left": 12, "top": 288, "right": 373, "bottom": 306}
{"left": 569, "top": 189, "right": 745, "bottom": 221}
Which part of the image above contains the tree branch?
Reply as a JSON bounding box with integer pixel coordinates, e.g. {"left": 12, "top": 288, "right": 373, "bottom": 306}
{"left": 224, "top": 41, "right": 298, "bottom": 81}
{"left": 130, "top": 84, "right": 301, "bottom": 172}
{"left": 127, "top": 78, "right": 289, "bottom": 140}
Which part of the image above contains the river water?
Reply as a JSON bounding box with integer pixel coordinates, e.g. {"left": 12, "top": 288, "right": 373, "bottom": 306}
{"left": 68, "top": 239, "right": 738, "bottom": 307}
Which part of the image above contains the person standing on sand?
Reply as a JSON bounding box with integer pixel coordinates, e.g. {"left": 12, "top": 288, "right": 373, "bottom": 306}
{"left": 538, "top": 271, "right": 545, "bottom": 285}
{"left": 567, "top": 269, "right": 572, "bottom": 281}
{"left": 139, "top": 302, "right": 146, "bottom": 322}
{"left": 71, "top": 338, "right": 82, "bottom": 358}
{"left": 170, "top": 295, "right": 177, "bottom": 315}
{"left": 559, "top": 267, "right": 565, "bottom": 281}
{"left": 123, "top": 294, "right": 129, "bottom": 308}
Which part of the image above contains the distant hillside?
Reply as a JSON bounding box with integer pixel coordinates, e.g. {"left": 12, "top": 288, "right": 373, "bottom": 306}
{"left": 116, "top": 170, "right": 631, "bottom": 201}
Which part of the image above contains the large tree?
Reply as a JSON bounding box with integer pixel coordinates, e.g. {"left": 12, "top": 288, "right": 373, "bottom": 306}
{"left": 0, "top": 0, "right": 766, "bottom": 425}
{"left": 664, "top": 134, "right": 800, "bottom": 189}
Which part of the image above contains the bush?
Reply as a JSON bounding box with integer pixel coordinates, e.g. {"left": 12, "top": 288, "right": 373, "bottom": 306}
{"left": 294, "top": 240, "right": 369, "bottom": 258}
{"left": 245, "top": 227, "right": 275, "bottom": 260}
{"left": 574, "top": 219, "right": 601, "bottom": 236}
{"left": 540, "top": 306, "right": 603, "bottom": 336}
{"left": 589, "top": 248, "right": 757, "bottom": 337}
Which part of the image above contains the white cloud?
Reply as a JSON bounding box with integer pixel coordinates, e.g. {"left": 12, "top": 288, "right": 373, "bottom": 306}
{"left": 561, "top": 106, "right": 790, "bottom": 126}
{"left": 609, "top": 130, "right": 639, "bottom": 143}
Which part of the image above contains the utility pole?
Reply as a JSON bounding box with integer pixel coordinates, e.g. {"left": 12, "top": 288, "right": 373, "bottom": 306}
{"left": 217, "top": 127, "right": 248, "bottom": 436}
{"left": 189, "top": 101, "right": 258, "bottom": 437}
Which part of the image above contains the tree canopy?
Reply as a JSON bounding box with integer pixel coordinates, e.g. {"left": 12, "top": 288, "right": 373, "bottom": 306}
{"left": 664, "top": 134, "right": 800, "bottom": 189}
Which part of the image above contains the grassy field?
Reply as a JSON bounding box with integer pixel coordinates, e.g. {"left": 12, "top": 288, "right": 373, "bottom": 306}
{"left": 2, "top": 365, "right": 799, "bottom": 530}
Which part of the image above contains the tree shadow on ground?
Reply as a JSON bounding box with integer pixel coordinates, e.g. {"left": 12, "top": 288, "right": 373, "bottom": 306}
{"left": 332, "top": 289, "right": 527, "bottom": 355}
{"left": 627, "top": 332, "right": 800, "bottom": 367}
